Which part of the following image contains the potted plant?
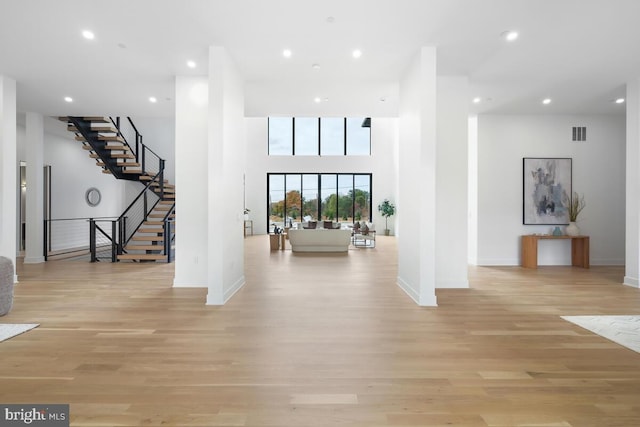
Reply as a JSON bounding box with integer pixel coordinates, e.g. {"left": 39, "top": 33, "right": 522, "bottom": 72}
{"left": 377, "top": 199, "right": 396, "bottom": 236}
{"left": 564, "top": 191, "right": 585, "bottom": 236}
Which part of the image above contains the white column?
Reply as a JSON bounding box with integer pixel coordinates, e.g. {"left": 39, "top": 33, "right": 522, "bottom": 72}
{"left": 173, "top": 76, "right": 209, "bottom": 287}
{"left": 397, "top": 47, "right": 437, "bottom": 306}
{"left": 0, "top": 76, "right": 18, "bottom": 282}
{"left": 206, "top": 46, "right": 246, "bottom": 305}
{"left": 435, "top": 76, "right": 469, "bottom": 288}
{"left": 625, "top": 78, "right": 640, "bottom": 287}
{"left": 24, "top": 112, "right": 45, "bottom": 263}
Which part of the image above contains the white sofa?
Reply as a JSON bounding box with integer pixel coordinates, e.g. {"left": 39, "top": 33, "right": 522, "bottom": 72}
{"left": 288, "top": 229, "right": 352, "bottom": 253}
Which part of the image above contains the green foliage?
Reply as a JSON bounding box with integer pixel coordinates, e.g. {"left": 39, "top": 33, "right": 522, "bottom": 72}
{"left": 377, "top": 199, "right": 395, "bottom": 218}
{"left": 377, "top": 199, "right": 396, "bottom": 230}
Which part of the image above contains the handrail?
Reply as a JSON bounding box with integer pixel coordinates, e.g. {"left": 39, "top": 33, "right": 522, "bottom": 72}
{"left": 109, "top": 117, "right": 137, "bottom": 158}
{"left": 47, "top": 216, "right": 118, "bottom": 222}
{"left": 117, "top": 171, "right": 163, "bottom": 222}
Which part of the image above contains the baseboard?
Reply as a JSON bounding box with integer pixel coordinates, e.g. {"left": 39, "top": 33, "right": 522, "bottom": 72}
{"left": 436, "top": 279, "right": 470, "bottom": 289}
{"left": 172, "top": 278, "right": 207, "bottom": 288}
{"left": 591, "top": 259, "right": 625, "bottom": 266}
{"left": 623, "top": 276, "right": 639, "bottom": 288}
{"left": 223, "top": 276, "right": 245, "bottom": 303}
{"left": 397, "top": 276, "right": 419, "bottom": 304}
{"left": 476, "top": 258, "right": 519, "bottom": 266}
{"left": 206, "top": 276, "right": 245, "bottom": 305}
{"left": 23, "top": 256, "right": 45, "bottom": 264}
{"left": 397, "top": 276, "right": 438, "bottom": 306}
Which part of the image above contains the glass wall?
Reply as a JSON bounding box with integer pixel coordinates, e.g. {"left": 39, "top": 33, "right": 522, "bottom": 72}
{"left": 302, "top": 174, "right": 319, "bottom": 220}
{"left": 267, "top": 173, "right": 372, "bottom": 228}
{"left": 268, "top": 174, "right": 285, "bottom": 229}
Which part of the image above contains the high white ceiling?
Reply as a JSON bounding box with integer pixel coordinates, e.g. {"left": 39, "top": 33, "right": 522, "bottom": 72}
{"left": 1, "top": 0, "right": 637, "bottom": 118}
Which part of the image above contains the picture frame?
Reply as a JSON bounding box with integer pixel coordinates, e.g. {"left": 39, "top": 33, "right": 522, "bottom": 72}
{"left": 523, "top": 157, "right": 572, "bottom": 225}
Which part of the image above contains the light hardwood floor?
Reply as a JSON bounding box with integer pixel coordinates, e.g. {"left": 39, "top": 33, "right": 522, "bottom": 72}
{"left": 2, "top": 236, "right": 640, "bottom": 426}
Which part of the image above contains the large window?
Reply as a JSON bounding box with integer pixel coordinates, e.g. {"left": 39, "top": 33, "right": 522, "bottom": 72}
{"left": 294, "top": 118, "right": 319, "bottom": 155}
{"left": 268, "top": 117, "right": 293, "bottom": 155}
{"left": 267, "top": 173, "right": 372, "bottom": 228}
{"left": 268, "top": 117, "right": 370, "bottom": 156}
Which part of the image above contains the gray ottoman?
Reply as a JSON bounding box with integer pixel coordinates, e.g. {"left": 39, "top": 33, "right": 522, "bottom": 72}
{"left": 0, "top": 256, "right": 14, "bottom": 316}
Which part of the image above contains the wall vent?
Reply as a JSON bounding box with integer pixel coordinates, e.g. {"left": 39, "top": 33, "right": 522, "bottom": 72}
{"left": 572, "top": 126, "right": 587, "bottom": 142}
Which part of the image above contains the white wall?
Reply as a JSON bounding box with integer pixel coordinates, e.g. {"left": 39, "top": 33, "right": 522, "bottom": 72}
{"left": 207, "top": 46, "right": 246, "bottom": 304}
{"left": 17, "top": 119, "right": 124, "bottom": 251}
{"left": 436, "top": 76, "right": 469, "bottom": 288}
{"left": 625, "top": 79, "right": 640, "bottom": 286}
{"left": 477, "top": 114, "right": 626, "bottom": 266}
{"left": 173, "top": 76, "right": 209, "bottom": 287}
{"left": 37, "top": 124, "right": 124, "bottom": 220}
{"left": 244, "top": 118, "right": 398, "bottom": 236}
{"left": 130, "top": 117, "right": 175, "bottom": 183}
{"left": 468, "top": 116, "right": 479, "bottom": 264}
{"left": 397, "top": 48, "right": 438, "bottom": 306}
{"left": 0, "top": 76, "right": 17, "bottom": 276}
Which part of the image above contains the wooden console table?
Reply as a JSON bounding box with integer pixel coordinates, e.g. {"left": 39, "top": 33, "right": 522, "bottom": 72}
{"left": 521, "top": 235, "right": 589, "bottom": 269}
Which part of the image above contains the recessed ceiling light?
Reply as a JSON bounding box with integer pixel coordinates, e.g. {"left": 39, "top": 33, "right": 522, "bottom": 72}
{"left": 64, "top": 96, "right": 73, "bottom": 103}
{"left": 380, "top": 97, "right": 386, "bottom": 102}
{"left": 473, "top": 97, "right": 482, "bottom": 104}
{"left": 283, "top": 49, "right": 292, "bottom": 58}
{"left": 326, "top": 16, "right": 335, "bottom": 23}
{"left": 352, "top": 49, "right": 362, "bottom": 59}
{"left": 615, "top": 98, "right": 625, "bottom": 104}
{"left": 187, "top": 60, "right": 197, "bottom": 68}
{"left": 501, "top": 30, "right": 519, "bottom": 42}
{"left": 323, "top": 98, "right": 329, "bottom": 102}
{"left": 314, "top": 97, "right": 322, "bottom": 103}
{"left": 117, "top": 43, "right": 127, "bottom": 49}
{"left": 149, "top": 97, "right": 157, "bottom": 103}
{"left": 82, "top": 30, "right": 95, "bottom": 40}
{"left": 312, "top": 63, "right": 320, "bottom": 69}
{"left": 542, "top": 98, "right": 552, "bottom": 105}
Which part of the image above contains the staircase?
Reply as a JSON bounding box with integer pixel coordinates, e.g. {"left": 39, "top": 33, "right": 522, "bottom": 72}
{"left": 59, "top": 116, "right": 175, "bottom": 262}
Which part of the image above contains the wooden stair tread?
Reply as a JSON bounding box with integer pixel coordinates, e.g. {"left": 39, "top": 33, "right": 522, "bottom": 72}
{"left": 94, "top": 127, "right": 118, "bottom": 133}
{"left": 99, "top": 136, "right": 125, "bottom": 142}
{"left": 96, "top": 161, "right": 140, "bottom": 168}
{"left": 102, "top": 170, "right": 112, "bottom": 174}
{"left": 150, "top": 182, "right": 174, "bottom": 188}
{"left": 139, "top": 176, "right": 169, "bottom": 183}
{"left": 153, "top": 205, "right": 172, "bottom": 211}
{"left": 148, "top": 213, "right": 175, "bottom": 218}
{"left": 117, "top": 253, "right": 166, "bottom": 261}
{"left": 124, "top": 245, "right": 164, "bottom": 251}
{"left": 58, "top": 116, "right": 70, "bottom": 122}
{"left": 110, "top": 153, "right": 135, "bottom": 159}
{"left": 89, "top": 154, "right": 99, "bottom": 158}
{"left": 143, "top": 221, "right": 172, "bottom": 226}
{"left": 159, "top": 200, "right": 175, "bottom": 205}
{"left": 84, "top": 116, "right": 110, "bottom": 123}
{"left": 131, "top": 235, "right": 164, "bottom": 241}
{"left": 122, "top": 170, "right": 143, "bottom": 174}
{"left": 137, "top": 228, "right": 164, "bottom": 234}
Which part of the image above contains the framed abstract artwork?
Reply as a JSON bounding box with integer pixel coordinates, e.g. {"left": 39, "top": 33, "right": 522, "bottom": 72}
{"left": 523, "top": 157, "right": 572, "bottom": 225}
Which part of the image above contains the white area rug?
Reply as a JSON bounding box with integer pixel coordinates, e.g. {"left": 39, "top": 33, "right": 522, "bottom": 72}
{"left": 0, "top": 323, "right": 39, "bottom": 342}
{"left": 561, "top": 315, "right": 640, "bottom": 353}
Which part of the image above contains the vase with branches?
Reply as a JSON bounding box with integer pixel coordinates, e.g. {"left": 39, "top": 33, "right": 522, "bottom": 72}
{"left": 564, "top": 191, "right": 585, "bottom": 235}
